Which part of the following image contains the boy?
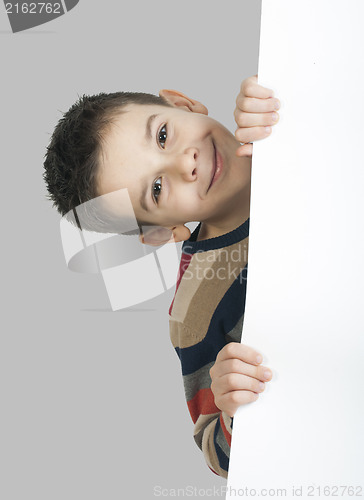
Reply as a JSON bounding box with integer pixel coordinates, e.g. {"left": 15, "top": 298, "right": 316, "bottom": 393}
{"left": 43, "top": 76, "right": 280, "bottom": 478}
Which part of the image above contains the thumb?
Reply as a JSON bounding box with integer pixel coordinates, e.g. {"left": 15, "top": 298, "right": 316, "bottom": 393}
{"left": 236, "top": 143, "right": 253, "bottom": 157}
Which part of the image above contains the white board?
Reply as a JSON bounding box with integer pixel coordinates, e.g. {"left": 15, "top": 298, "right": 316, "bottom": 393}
{"left": 227, "top": 1, "right": 364, "bottom": 498}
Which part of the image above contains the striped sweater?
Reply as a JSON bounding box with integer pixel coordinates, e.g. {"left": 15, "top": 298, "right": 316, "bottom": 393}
{"left": 169, "top": 218, "right": 249, "bottom": 478}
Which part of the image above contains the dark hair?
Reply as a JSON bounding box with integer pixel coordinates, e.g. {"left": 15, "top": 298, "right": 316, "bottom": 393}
{"left": 43, "top": 91, "right": 171, "bottom": 233}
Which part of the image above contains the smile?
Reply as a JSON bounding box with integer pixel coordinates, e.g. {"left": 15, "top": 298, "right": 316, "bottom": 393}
{"left": 207, "top": 143, "right": 223, "bottom": 192}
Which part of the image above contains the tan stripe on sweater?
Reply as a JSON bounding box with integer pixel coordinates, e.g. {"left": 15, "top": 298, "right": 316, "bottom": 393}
{"left": 170, "top": 238, "right": 248, "bottom": 349}
{"left": 201, "top": 418, "right": 229, "bottom": 479}
{"left": 193, "top": 412, "right": 221, "bottom": 449}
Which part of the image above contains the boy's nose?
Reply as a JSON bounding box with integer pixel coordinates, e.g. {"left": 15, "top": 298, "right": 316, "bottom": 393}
{"left": 172, "top": 147, "right": 198, "bottom": 181}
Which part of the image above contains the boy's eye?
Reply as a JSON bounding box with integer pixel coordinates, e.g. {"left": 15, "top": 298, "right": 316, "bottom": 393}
{"left": 152, "top": 177, "right": 162, "bottom": 203}
{"left": 157, "top": 124, "right": 168, "bottom": 149}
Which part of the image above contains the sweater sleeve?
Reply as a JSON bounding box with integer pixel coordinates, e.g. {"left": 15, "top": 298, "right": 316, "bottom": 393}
{"left": 168, "top": 230, "right": 248, "bottom": 478}
{"left": 170, "top": 318, "right": 237, "bottom": 478}
{"left": 186, "top": 370, "right": 234, "bottom": 479}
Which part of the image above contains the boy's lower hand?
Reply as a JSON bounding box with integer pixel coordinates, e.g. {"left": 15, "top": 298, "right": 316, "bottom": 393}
{"left": 234, "top": 75, "right": 280, "bottom": 157}
{"left": 209, "top": 342, "right": 272, "bottom": 418}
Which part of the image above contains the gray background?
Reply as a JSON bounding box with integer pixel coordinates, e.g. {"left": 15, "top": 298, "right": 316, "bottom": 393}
{"left": 1, "top": 1, "right": 261, "bottom": 498}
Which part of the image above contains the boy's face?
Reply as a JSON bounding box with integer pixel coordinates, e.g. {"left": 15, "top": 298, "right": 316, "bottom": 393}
{"left": 97, "top": 100, "right": 251, "bottom": 233}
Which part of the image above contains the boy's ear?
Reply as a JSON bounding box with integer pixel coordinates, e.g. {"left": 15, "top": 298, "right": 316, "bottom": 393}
{"left": 139, "top": 224, "right": 191, "bottom": 246}
{"left": 159, "top": 89, "right": 208, "bottom": 115}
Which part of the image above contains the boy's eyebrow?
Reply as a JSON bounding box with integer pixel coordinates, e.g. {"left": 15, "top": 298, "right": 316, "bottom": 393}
{"left": 145, "top": 114, "right": 159, "bottom": 142}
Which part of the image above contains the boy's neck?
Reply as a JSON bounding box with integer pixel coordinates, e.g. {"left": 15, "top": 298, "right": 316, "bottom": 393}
{"left": 197, "top": 178, "right": 251, "bottom": 241}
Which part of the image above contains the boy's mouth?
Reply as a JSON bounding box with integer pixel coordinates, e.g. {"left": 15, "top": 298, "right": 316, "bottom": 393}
{"left": 207, "top": 143, "right": 223, "bottom": 192}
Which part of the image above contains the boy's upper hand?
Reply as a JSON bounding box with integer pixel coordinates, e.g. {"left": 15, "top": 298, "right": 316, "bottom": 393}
{"left": 234, "top": 75, "right": 280, "bottom": 157}
{"left": 209, "top": 342, "right": 272, "bottom": 418}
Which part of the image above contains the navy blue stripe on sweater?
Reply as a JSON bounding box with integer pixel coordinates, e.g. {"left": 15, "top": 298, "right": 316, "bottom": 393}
{"left": 214, "top": 418, "right": 230, "bottom": 472}
{"left": 175, "top": 266, "right": 247, "bottom": 376}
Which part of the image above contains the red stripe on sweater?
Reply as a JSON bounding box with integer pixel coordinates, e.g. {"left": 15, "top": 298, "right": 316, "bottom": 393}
{"left": 208, "top": 466, "right": 219, "bottom": 476}
{"left": 187, "top": 388, "right": 220, "bottom": 424}
{"left": 169, "top": 252, "right": 194, "bottom": 315}
{"left": 219, "top": 414, "right": 232, "bottom": 447}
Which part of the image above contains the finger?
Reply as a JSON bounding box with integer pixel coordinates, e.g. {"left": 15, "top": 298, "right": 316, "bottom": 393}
{"left": 236, "top": 96, "right": 280, "bottom": 114}
{"left": 217, "top": 373, "right": 266, "bottom": 395}
{"left": 234, "top": 109, "right": 279, "bottom": 128}
{"left": 216, "top": 390, "right": 259, "bottom": 417}
{"left": 235, "top": 126, "right": 272, "bottom": 144}
{"left": 241, "top": 77, "right": 274, "bottom": 99}
{"left": 235, "top": 143, "right": 253, "bottom": 157}
{"left": 216, "top": 342, "right": 263, "bottom": 366}
{"left": 212, "top": 358, "right": 273, "bottom": 382}
{"left": 241, "top": 75, "right": 258, "bottom": 86}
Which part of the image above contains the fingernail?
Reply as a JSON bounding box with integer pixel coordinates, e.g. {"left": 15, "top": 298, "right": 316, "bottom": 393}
{"left": 265, "top": 126, "right": 272, "bottom": 134}
{"left": 256, "top": 354, "right": 263, "bottom": 364}
{"left": 264, "top": 370, "right": 272, "bottom": 380}
{"left": 272, "top": 112, "right": 278, "bottom": 122}
{"left": 275, "top": 100, "right": 281, "bottom": 110}
{"left": 259, "top": 382, "right": 265, "bottom": 391}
